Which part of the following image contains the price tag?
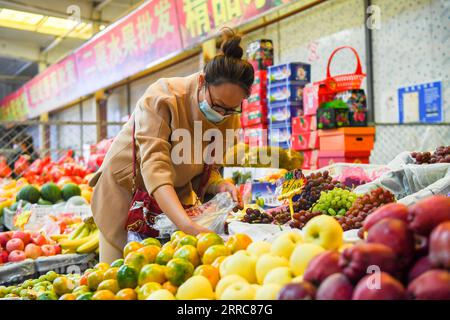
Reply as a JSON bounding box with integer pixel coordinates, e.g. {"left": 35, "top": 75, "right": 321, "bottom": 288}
{"left": 280, "top": 169, "right": 306, "bottom": 195}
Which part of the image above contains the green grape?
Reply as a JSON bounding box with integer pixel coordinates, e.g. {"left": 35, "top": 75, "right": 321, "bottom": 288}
{"left": 310, "top": 188, "right": 358, "bottom": 217}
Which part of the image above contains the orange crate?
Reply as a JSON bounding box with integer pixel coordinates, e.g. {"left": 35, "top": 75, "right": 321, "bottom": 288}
{"left": 318, "top": 127, "right": 375, "bottom": 152}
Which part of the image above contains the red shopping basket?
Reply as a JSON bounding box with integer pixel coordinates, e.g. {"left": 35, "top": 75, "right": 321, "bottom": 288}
{"left": 317, "top": 46, "right": 366, "bottom": 97}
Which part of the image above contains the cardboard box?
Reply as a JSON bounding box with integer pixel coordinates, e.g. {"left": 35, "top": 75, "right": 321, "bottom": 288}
{"left": 318, "top": 127, "right": 376, "bottom": 152}
{"left": 244, "top": 124, "right": 268, "bottom": 146}
{"left": 241, "top": 104, "right": 268, "bottom": 127}
{"left": 291, "top": 130, "right": 319, "bottom": 151}
{"left": 318, "top": 150, "right": 371, "bottom": 168}
{"left": 268, "top": 81, "right": 305, "bottom": 104}
{"left": 317, "top": 108, "right": 350, "bottom": 129}
{"left": 268, "top": 102, "right": 302, "bottom": 124}
{"left": 250, "top": 83, "right": 267, "bottom": 97}
{"left": 268, "top": 121, "right": 292, "bottom": 149}
{"left": 301, "top": 149, "right": 319, "bottom": 170}
{"left": 303, "top": 84, "right": 319, "bottom": 115}
{"left": 247, "top": 39, "right": 274, "bottom": 71}
{"left": 268, "top": 62, "right": 311, "bottom": 85}
{"left": 253, "top": 70, "right": 268, "bottom": 87}
{"left": 292, "top": 115, "right": 317, "bottom": 133}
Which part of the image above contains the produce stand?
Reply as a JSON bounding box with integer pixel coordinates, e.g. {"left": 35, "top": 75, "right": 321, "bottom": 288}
{"left": 0, "top": 260, "right": 35, "bottom": 286}
{"left": 33, "top": 253, "right": 97, "bottom": 277}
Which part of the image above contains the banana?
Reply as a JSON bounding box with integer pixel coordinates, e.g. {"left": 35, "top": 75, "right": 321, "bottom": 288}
{"left": 50, "top": 234, "right": 69, "bottom": 241}
{"left": 60, "top": 233, "right": 95, "bottom": 250}
{"left": 76, "top": 229, "right": 99, "bottom": 254}
{"left": 68, "top": 223, "right": 86, "bottom": 240}
{"left": 75, "top": 225, "right": 90, "bottom": 239}
{"left": 62, "top": 248, "right": 76, "bottom": 254}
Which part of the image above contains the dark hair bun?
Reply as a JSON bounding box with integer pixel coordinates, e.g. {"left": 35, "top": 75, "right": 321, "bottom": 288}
{"left": 220, "top": 28, "right": 244, "bottom": 59}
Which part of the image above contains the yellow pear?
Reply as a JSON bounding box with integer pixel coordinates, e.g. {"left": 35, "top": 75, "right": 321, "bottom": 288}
{"left": 146, "top": 289, "right": 175, "bottom": 300}
{"left": 215, "top": 275, "right": 248, "bottom": 299}
{"left": 176, "top": 275, "right": 215, "bottom": 300}
{"left": 263, "top": 267, "right": 293, "bottom": 286}
{"left": 246, "top": 241, "right": 271, "bottom": 257}
{"left": 220, "top": 251, "right": 257, "bottom": 283}
{"left": 255, "top": 254, "right": 289, "bottom": 284}
{"left": 220, "top": 282, "right": 256, "bottom": 300}
{"left": 270, "top": 232, "right": 303, "bottom": 259}
{"left": 255, "top": 283, "right": 283, "bottom": 300}
{"left": 289, "top": 243, "right": 325, "bottom": 276}
{"left": 303, "top": 215, "right": 343, "bottom": 250}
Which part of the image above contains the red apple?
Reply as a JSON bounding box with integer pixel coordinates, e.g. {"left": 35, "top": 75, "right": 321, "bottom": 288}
{"left": 339, "top": 243, "right": 398, "bottom": 283}
{"left": 408, "top": 256, "right": 435, "bottom": 282}
{"left": 8, "top": 250, "right": 27, "bottom": 262}
{"left": 316, "top": 273, "right": 353, "bottom": 300}
{"left": 31, "top": 233, "right": 47, "bottom": 246}
{"left": 407, "top": 270, "right": 450, "bottom": 300}
{"left": 303, "top": 251, "right": 341, "bottom": 286}
{"left": 24, "top": 243, "right": 43, "bottom": 259}
{"left": 353, "top": 272, "right": 405, "bottom": 300}
{"left": 11, "top": 231, "right": 31, "bottom": 245}
{"left": 429, "top": 221, "right": 450, "bottom": 269}
{"left": 367, "top": 218, "right": 415, "bottom": 269}
{"left": 0, "top": 232, "right": 11, "bottom": 248}
{"left": 363, "top": 203, "right": 408, "bottom": 231}
{"left": 6, "top": 238, "right": 24, "bottom": 252}
{"left": 407, "top": 195, "right": 450, "bottom": 236}
{"left": 0, "top": 249, "right": 8, "bottom": 263}
{"left": 41, "top": 244, "right": 56, "bottom": 256}
{"left": 277, "top": 282, "right": 316, "bottom": 300}
{"left": 53, "top": 244, "right": 61, "bottom": 255}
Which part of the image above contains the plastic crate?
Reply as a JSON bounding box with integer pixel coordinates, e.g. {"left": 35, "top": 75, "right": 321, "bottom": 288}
{"left": 0, "top": 260, "right": 36, "bottom": 286}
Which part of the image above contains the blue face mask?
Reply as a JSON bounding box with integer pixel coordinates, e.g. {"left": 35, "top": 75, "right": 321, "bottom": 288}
{"left": 199, "top": 98, "right": 225, "bottom": 123}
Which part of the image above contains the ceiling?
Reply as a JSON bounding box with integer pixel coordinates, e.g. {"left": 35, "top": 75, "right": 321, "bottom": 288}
{"left": 0, "top": 0, "right": 143, "bottom": 100}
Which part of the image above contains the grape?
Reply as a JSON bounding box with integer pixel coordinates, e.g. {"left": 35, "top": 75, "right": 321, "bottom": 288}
{"left": 411, "top": 146, "right": 450, "bottom": 164}
{"left": 289, "top": 210, "right": 323, "bottom": 230}
{"left": 311, "top": 188, "right": 359, "bottom": 216}
{"left": 241, "top": 207, "right": 273, "bottom": 224}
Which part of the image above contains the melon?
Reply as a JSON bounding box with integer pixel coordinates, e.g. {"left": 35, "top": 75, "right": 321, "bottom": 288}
{"left": 38, "top": 198, "right": 53, "bottom": 206}
{"left": 17, "top": 185, "right": 41, "bottom": 204}
{"left": 40, "top": 183, "right": 62, "bottom": 203}
{"left": 67, "top": 196, "right": 88, "bottom": 206}
{"left": 61, "top": 183, "right": 82, "bottom": 201}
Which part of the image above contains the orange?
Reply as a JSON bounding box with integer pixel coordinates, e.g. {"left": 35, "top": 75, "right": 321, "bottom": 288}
{"left": 226, "top": 234, "right": 253, "bottom": 253}
{"left": 165, "top": 258, "right": 194, "bottom": 286}
{"left": 173, "top": 245, "right": 200, "bottom": 267}
{"left": 97, "top": 279, "right": 120, "bottom": 294}
{"left": 176, "top": 235, "right": 198, "bottom": 249}
{"left": 59, "top": 293, "right": 76, "bottom": 300}
{"left": 123, "top": 241, "right": 144, "bottom": 258}
{"left": 124, "top": 252, "right": 147, "bottom": 272}
{"left": 194, "top": 265, "right": 220, "bottom": 289}
{"left": 170, "top": 231, "right": 186, "bottom": 243}
{"left": 72, "top": 285, "right": 90, "bottom": 297}
{"left": 140, "top": 238, "right": 161, "bottom": 248}
{"left": 202, "top": 245, "right": 231, "bottom": 265}
{"left": 87, "top": 270, "right": 104, "bottom": 291}
{"left": 94, "top": 262, "right": 110, "bottom": 272}
{"left": 162, "top": 241, "right": 175, "bottom": 250}
{"left": 155, "top": 246, "right": 175, "bottom": 265}
{"left": 116, "top": 288, "right": 137, "bottom": 300}
{"left": 138, "top": 264, "right": 166, "bottom": 285}
{"left": 162, "top": 281, "right": 178, "bottom": 295}
{"left": 104, "top": 267, "right": 119, "bottom": 280}
{"left": 197, "top": 233, "right": 224, "bottom": 256}
{"left": 137, "top": 245, "right": 160, "bottom": 264}
{"left": 117, "top": 265, "right": 139, "bottom": 289}
{"left": 212, "top": 256, "right": 227, "bottom": 269}
{"left": 79, "top": 270, "right": 93, "bottom": 286}
{"left": 196, "top": 232, "right": 209, "bottom": 240}
{"left": 136, "top": 282, "right": 162, "bottom": 300}
{"left": 92, "top": 290, "right": 116, "bottom": 300}
{"left": 53, "top": 276, "right": 75, "bottom": 296}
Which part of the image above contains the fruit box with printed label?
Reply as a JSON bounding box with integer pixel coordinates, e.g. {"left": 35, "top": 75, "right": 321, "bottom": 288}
{"left": 268, "top": 62, "right": 311, "bottom": 85}
{"left": 291, "top": 130, "right": 320, "bottom": 151}
{"left": 301, "top": 149, "right": 319, "bottom": 170}
{"left": 268, "top": 121, "right": 292, "bottom": 149}
{"left": 268, "top": 81, "right": 305, "bottom": 104}
{"left": 250, "top": 83, "right": 267, "bottom": 97}
{"left": 292, "top": 115, "right": 317, "bottom": 132}
{"left": 268, "top": 102, "right": 303, "bottom": 124}
{"left": 316, "top": 107, "right": 350, "bottom": 129}
{"left": 241, "top": 104, "right": 268, "bottom": 127}
{"left": 247, "top": 39, "right": 273, "bottom": 60}
{"left": 253, "top": 70, "right": 268, "bottom": 87}
{"left": 243, "top": 124, "right": 268, "bottom": 146}
{"left": 318, "top": 150, "right": 371, "bottom": 168}
{"left": 251, "top": 182, "right": 283, "bottom": 208}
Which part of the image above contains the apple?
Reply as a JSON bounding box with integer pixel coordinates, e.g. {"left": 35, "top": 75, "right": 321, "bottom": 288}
{"left": 277, "top": 282, "right": 316, "bottom": 300}
{"left": 220, "top": 251, "right": 257, "bottom": 283}
{"left": 270, "top": 232, "right": 303, "bottom": 259}
{"left": 303, "top": 215, "right": 343, "bottom": 250}
{"left": 24, "top": 244, "right": 42, "bottom": 259}
{"left": 366, "top": 218, "right": 415, "bottom": 268}
{"left": 289, "top": 243, "right": 325, "bottom": 277}
{"left": 316, "top": 273, "right": 353, "bottom": 300}
{"left": 41, "top": 244, "right": 56, "bottom": 256}
{"left": 53, "top": 244, "right": 62, "bottom": 255}
{"left": 8, "top": 250, "right": 27, "bottom": 262}
{"left": 408, "top": 256, "right": 435, "bottom": 282}
{"left": 255, "top": 284, "right": 282, "bottom": 300}
{"left": 0, "top": 232, "right": 11, "bottom": 248}
{"left": 303, "top": 251, "right": 341, "bottom": 286}
{"left": 247, "top": 241, "right": 271, "bottom": 257}
{"left": 255, "top": 254, "right": 289, "bottom": 284}
{"left": 1, "top": 249, "right": 8, "bottom": 263}
{"left": 414, "top": 234, "right": 429, "bottom": 257}
{"left": 11, "top": 231, "right": 31, "bottom": 245}
{"left": 429, "top": 221, "right": 450, "bottom": 269}
{"left": 31, "top": 233, "right": 48, "bottom": 246}
{"left": 406, "top": 270, "right": 450, "bottom": 300}
{"left": 221, "top": 281, "right": 256, "bottom": 300}
{"left": 339, "top": 243, "right": 398, "bottom": 282}
{"left": 215, "top": 275, "right": 248, "bottom": 299}
{"left": 6, "top": 238, "right": 24, "bottom": 252}
{"left": 363, "top": 203, "right": 408, "bottom": 231}
{"left": 176, "top": 276, "right": 215, "bottom": 300}
{"left": 263, "top": 267, "right": 293, "bottom": 286}
{"left": 352, "top": 272, "right": 405, "bottom": 300}
{"left": 407, "top": 195, "right": 450, "bottom": 236}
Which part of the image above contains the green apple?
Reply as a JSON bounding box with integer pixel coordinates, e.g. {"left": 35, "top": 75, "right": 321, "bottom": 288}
{"left": 247, "top": 241, "right": 272, "bottom": 257}
{"left": 263, "top": 267, "right": 293, "bottom": 286}
{"left": 220, "top": 251, "right": 257, "bottom": 283}
{"left": 303, "top": 215, "right": 343, "bottom": 250}
{"left": 221, "top": 281, "right": 256, "bottom": 300}
{"left": 215, "top": 275, "right": 248, "bottom": 299}
{"left": 255, "top": 283, "right": 282, "bottom": 300}
{"left": 270, "top": 232, "right": 303, "bottom": 259}
{"left": 256, "top": 254, "right": 289, "bottom": 284}
{"left": 289, "top": 243, "right": 325, "bottom": 276}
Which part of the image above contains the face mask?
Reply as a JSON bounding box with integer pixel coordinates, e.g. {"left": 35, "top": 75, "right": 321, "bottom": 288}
{"left": 199, "top": 97, "right": 225, "bottom": 123}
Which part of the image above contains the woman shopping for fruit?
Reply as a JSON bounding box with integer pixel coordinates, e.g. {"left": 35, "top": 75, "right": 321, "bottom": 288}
{"left": 89, "top": 29, "right": 252, "bottom": 263}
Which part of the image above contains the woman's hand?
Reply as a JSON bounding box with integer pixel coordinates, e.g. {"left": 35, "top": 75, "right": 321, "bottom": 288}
{"left": 181, "top": 220, "right": 212, "bottom": 236}
{"left": 215, "top": 180, "right": 243, "bottom": 208}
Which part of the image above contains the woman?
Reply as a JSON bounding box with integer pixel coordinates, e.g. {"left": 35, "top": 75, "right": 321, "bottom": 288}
{"left": 89, "top": 30, "right": 254, "bottom": 263}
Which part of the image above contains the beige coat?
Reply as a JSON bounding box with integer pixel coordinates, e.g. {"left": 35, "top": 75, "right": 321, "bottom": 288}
{"left": 90, "top": 73, "right": 240, "bottom": 251}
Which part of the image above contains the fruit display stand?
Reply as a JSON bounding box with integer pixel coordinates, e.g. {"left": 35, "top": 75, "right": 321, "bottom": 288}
{"left": 34, "top": 253, "right": 97, "bottom": 278}
{"left": 0, "top": 260, "right": 36, "bottom": 286}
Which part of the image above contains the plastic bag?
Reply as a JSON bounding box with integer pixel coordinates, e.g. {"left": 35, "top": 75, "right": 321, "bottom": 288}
{"left": 153, "top": 192, "right": 236, "bottom": 238}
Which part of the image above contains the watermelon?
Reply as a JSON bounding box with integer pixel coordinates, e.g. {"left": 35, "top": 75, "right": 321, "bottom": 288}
{"left": 17, "top": 185, "right": 41, "bottom": 204}
{"left": 40, "top": 183, "right": 62, "bottom": 203}
{"left": 61, "top": 183, "right": 81, "bottom": 201}
{"left": 37, "top": 198, "right": 53, "bottom": 206}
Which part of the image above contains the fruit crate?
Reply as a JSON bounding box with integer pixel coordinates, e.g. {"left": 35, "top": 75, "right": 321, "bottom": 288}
{"left": 34, "top": 253, "right": 97, "bottom": 277}
{"left": 0, "top": 260, "right": 36, "bottom": 286}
